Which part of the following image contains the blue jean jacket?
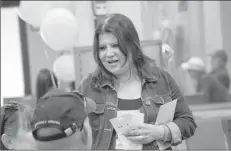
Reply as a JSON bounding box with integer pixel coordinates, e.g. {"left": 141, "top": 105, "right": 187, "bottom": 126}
{"left": 78, "top": 63, "right": 197, "bottom": 150}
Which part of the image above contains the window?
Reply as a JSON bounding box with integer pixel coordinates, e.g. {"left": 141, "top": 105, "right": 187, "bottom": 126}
{"left": 1, "top": 7, "right": 25, "bottom": 105}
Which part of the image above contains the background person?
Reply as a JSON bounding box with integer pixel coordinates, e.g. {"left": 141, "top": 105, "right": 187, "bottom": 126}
{"left": 31, "top": 88, "right": 96, "bottom": 150}
{"left": 210, "top": 50, "right": 230, "bottom": 90}
{"left": 0, "top": 101, "right": 35, "bottom": 150}
{"left": 182, "top": 57, "right": 230, "bottom": 103}
{"left": 78, "top": 13, "right": 197, "bottom": 150}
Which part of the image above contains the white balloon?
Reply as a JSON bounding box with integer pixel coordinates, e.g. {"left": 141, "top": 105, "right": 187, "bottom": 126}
{"left": 40, "top": 8, "right": 78, "bottom": 51}
{"left": 17, "top": 1, "right": 52, "bottom": 27}
{"left": 53, "top": 54, "right": 75, "bottom": 82}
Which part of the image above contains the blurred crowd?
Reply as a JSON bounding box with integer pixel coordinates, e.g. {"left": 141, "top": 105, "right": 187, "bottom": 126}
{"left": 176, "top": 49, "right": 230, "bottom": 103}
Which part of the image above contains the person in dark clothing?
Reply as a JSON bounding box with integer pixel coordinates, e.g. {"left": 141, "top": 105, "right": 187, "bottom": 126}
{"left": 183, "top": 57, "right": 230, "bottom": 103}
{"left": 210, "top": 50, "right": 230, "bottom": 90}
{"left": 198, "top": 73, "right": 230, "bottom": 103}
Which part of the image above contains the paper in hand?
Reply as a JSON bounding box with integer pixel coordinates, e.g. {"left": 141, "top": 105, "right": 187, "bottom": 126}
{"left": 110, "top": 111, "right": 144, "bottom": 150}
{"left": 110, "top": 114, "right": 133, "bottom": 135}
{"left": 117, "top": 110, "right": 144, "bottom": 124}
{"left": 155, "top": 99, "right": 178, "bottom": 150}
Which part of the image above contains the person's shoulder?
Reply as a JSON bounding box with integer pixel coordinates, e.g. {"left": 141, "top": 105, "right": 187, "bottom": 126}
{"left": 80, "top": 74, "right": 93, "bottom": 84}
{"left": 212, "top": 68, "right": 229, "bottom": 76}
{"left": 144, "top": 58, "right": 165, "bottom": 73}
{"left": 152, "top": 64, "right": 172, "bottom": 78}
{"left": 218, "top": 68, "right": 230, "bottom": 77}
{"left": 145, "top": 61, "right": 175, "bottom": 84}
{"left": 78, "top": 74, "right": 93, "bottom": 90}
{"left": 202, "top": 73, "right": 215, "bottom": 83}
{"left": 143, "top": 60, "right": 161, "bottom": 77}
{"left": 202, "top": 73, "right": 225, "bottom": 87}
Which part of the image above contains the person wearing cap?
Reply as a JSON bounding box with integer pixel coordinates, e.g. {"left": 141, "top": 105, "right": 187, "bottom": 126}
{"left": 182, "top": 57, "right": 230, "bottom": 103}
{"left": 1, "top": 101, "right": 35, "bottom": 150}
{"left": 210, "top": 50, "right": 230, "bottom": 90}
{"left": 31, "top": 88, "right": 96, "bottom": 149}
{"left": 78, "top": 14, "right": 197, "bottom": 150}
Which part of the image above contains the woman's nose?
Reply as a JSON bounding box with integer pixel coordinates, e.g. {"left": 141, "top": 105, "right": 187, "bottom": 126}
{"left": 106, "top": 47, "right": 115, "bottom": 57}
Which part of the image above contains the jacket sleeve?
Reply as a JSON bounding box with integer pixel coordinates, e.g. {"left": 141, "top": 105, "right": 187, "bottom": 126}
{"left": 164, "top": 70, "right": 197, "bottom": 146}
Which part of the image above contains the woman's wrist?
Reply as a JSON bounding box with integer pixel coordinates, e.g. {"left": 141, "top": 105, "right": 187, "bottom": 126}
{"left": 159, "top": 125, "right": 172, "bottom": 142}
{"left": 153, "top": 125, "right": 165, "bottom": 141}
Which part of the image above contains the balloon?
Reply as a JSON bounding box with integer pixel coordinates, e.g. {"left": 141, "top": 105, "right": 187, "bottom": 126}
{"left": 17, "top": 1, "right": 52, "bottom": 27}
{"left": 40, "top": 8, "right": 78, "bottom": 51}
{"left": 53, "top": 54, "right": 75, "bottom": 82}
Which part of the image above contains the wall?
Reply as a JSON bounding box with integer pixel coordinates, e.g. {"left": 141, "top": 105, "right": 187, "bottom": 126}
{"left": 74, "top": 1, "right": 94, "bottom": 47}
{"left": 26, "top": 26, "right": 58, "bottom": 99}
{"left": 220, "top": 1, "right": 231, "bottom": 77}
{"left": 147, "top": 1, "right": 207, "bottom": 61}
{"left": 187, "top": 1, "right": 206, "bottom": 60}
{"left": 203, "top": 1, "right": 224, "bottom": 71}
{"left": 140, "top": 1, "right": 154, "bottom": 40}
{"left": 107, "top": 1, "right": 144, "bottom": 40}
{"left": 1, "top": 7, "right": 25, "bottom": 106}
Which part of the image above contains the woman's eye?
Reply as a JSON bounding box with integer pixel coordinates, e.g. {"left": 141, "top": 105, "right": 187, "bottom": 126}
{"left": 112, "top": 43, "right": 119, "bottom": 48}
{"left": 99, "top": 45, "right": 106, "bottom": 51}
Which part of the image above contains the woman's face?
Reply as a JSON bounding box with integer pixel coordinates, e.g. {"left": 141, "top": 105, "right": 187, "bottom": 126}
{"left": 99, "top": 33, "right": 129, "bottom": 76}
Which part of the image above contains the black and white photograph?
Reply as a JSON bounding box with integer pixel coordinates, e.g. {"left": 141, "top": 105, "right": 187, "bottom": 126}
{"left": 1, "top": 1, "right": 231, "bottom": 150}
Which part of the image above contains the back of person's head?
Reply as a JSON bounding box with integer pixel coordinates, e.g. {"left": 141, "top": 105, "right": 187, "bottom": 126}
{"left": 36, "top": 68, "right": 58, "bottom": 101}
{"left": 1, "top": 101, "right": 35, "bottom": 150}
{"left": 212, "top": 49, "right": 228, "bottom": 63}
{"left": 93, "top": 13, "right": 151, "bottom": 79}
{"left": 31, "top": 88, "right": 96, "bottom": 149}
{"left": 211, "top": 49, "right": 228, "bottom": 68}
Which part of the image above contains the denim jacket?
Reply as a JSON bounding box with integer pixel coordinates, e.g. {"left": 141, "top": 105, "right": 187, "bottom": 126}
{"left": 78, "top": 62, "right": 197, "bottom": 150}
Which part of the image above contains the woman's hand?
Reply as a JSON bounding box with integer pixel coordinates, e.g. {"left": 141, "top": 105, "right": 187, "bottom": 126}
{"left": 123, "top": 123, "right": 165, "bottom": 145}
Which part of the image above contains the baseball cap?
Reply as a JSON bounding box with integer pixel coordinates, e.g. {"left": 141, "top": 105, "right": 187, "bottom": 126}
{"left": 210, "top": 50, "right": 228, "bottom": 62}
{"left": 31, "top": 88, "right": 96, "bottom": 142}
{"left": 181, "top": 57, "right": 205, "bottom": 71}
